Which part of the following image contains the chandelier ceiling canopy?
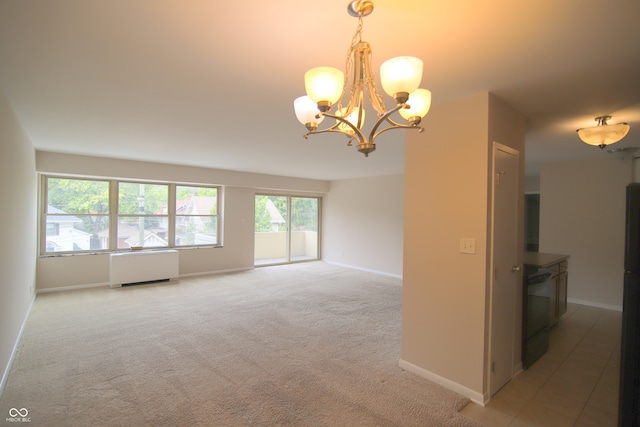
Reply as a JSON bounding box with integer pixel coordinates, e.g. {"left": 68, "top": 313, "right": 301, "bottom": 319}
{"left": 293, "top": 0, "right": 431, "bottom": 157}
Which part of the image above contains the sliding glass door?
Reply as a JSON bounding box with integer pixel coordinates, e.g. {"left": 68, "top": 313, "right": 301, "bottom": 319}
{"left": 255, "top": 195, "right": 288, "bottom": 265}
{"left": 254, "top": 195, "right": 320, "bottom": 266}
{"left": 290, "top": 197, "right": 319, "bottom": 262}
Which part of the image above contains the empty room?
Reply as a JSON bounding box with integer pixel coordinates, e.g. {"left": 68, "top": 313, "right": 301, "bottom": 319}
{"left": 1, "top": 1, "right": 639, "bottom": 425}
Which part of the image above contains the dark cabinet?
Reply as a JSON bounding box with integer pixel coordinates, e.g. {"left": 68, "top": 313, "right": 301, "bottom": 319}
{"left": 550, "top": 260, "right": 568, "bottom": 326}
{"left": 523, "top": 252, "right": 569, "bottom": 327}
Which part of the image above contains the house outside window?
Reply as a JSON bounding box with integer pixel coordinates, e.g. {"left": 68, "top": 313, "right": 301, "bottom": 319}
{"left": 117, "top": 182, "right": 169, "bottom": 249}
{"left": 41, "top": 176, "right": 221, "bottom": 254}
{"left": 174, "top": 185, "right": 219, "bottom": 247}
{"left": 46, "top": 222, "right": 60, "bottom": 237}
{"left": 44, "top": 177, "right": 109, "bottom": 253}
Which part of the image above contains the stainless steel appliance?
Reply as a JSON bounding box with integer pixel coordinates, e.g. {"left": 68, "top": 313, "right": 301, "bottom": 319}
{"left": 522, "top": 265, "right": 552, "bottom": 369}
{"left": 620, "top": 183, "right": 640, "bottom": 426}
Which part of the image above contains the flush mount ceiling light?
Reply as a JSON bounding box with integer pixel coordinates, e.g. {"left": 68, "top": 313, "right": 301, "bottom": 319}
{"left": 293, "top": 0, "right": 431, "bottom": 157}
{"left": 577, "top": 116, "right": 630, "bottom": 149}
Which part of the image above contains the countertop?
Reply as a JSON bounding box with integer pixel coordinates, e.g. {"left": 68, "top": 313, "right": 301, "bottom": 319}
{"left": 524, "top": 252, "right": 569, "bottom": 268}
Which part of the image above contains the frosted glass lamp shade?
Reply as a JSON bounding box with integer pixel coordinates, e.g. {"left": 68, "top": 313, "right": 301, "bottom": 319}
{"left": 294, "top": 96, "right": 325, "bottom": 125}
{"left": 304, "top": 67, "right": 344, "bottom": 105}
{"left": 380, "top": 56, "right": 423, "bottom": 98}
{"left": 399, "top": 89, "right": 432, "bottom": 121}
{"left": 577, "top": 122, "right": 630, "bottom": 147}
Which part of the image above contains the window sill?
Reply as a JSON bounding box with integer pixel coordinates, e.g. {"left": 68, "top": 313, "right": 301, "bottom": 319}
{"left": 39, "top": 245, "right": 224, "bottom": 258}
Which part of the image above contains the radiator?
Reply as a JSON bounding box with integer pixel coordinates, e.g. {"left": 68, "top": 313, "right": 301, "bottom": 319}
{"left": 109, "top": 250, "right": 179, "bottom": 287}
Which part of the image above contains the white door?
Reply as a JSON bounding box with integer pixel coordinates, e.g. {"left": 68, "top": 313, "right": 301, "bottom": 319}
{"left": 490, "top": 143, "right": 520, "bottom": 396}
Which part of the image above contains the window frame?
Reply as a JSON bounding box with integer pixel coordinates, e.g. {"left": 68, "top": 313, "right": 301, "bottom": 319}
{"left": 254, "top": 193, "right": 321, "bottom": 266}
{"left": 42, "top": 176, "right": 111, "bottom": 255}
{"left": 174, "top": 184, "right": 220, "bottom": 248}
{"left": 116, "top": 181, "right": 170, "bottom": 250}
{"left": 39, "top": 175, "right": 222, "bottom": 256}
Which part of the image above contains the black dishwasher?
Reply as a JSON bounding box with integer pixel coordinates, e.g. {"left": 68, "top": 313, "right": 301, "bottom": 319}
{"left": 522, "top": 265, "right": 553, "bottom": 369}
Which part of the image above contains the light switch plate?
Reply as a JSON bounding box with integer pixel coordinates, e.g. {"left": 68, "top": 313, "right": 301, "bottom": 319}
{"left": 460, "top": 238, "right": 476, "bottom": 254}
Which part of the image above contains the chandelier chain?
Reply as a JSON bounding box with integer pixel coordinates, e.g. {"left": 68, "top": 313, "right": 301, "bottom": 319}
{"left": 338, "top": 13, "right": 386, "bottom": 116}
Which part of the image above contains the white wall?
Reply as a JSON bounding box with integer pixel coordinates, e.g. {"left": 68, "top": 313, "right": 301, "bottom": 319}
{"left": 0, "top": 87, "right": 37, "bottom": 393}
{"left": 35, "top": 152, "right": 408, "bottom": 288}
{"left": 540, "top": 158, "right": 632, "bottom": 310}
{"left": 35, "top": 152, "right": 328, "bottom": 290}
{"left": 402, "top": 93, "right": 491, "bottom": 402}
{"left": 323, "top": 174, "right": 404, "bottom": 277}
{"left": 401, "top": 92, "right": 525, "bottom": 404}
{"left": 525, "top": 175, "right": 540, "bottom": 193}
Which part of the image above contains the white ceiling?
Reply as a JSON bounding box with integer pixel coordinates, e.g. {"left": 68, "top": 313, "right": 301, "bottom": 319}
{"left": 1, "top": 0, "right": 639, "bottom": 181}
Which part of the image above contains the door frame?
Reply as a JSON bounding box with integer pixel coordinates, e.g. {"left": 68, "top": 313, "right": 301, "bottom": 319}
{"left": 254, "top": 193, "right": 322, "bottom": 266}
{"left": 488, "top": 141, "right": 521, "bottom": 397}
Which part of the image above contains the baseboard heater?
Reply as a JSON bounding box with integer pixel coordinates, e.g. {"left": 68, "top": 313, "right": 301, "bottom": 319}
{"left": 109, "top": 250, "right": 179, "bottom": 287}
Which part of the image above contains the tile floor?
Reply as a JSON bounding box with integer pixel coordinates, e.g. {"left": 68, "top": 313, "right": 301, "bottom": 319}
{"left": 460, "top": 303, "right": 621, "bottom": 426}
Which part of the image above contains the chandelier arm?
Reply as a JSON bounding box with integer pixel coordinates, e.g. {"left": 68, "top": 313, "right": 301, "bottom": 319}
{"left": 370, "top": 121, "right": 424, "bottom": 142}
{"left": 341, "top": 43, "right": 367, "bottom": 119}
{"left": 337, "top": 14, "right": 364, "bottom": 115}
{"left": 303, "top": 121, "right": 340, "bottom": 138}
{"left": 360, "top": 43, "right": 386, "bottom": 114}
{"left": 368, "top": 106, "right": 425, "bottom": 142}
{"left": 305, "top": 128, "right": 360, "bottom": 142}
{"left": 382, "top": 115, "right": 406, "bottom": 127}
{"left": 366, "top": 79, "right": 387, "bottom": 114}
{"left": 367, "top": 103, "right": 405, "bottom": 140}
{"left": 382, "top": 114, "right": 423, "bottom": 129}
{"left": 322, "top": 112, "right": 367, "bottom": 145}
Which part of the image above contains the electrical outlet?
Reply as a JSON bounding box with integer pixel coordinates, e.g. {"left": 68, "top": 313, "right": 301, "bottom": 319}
{"left": 460, "top": 238, "right": 476, "bottom": 254}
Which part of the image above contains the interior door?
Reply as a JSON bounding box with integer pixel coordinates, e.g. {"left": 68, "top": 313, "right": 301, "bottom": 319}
{"left": 490, "top": 143, "right": 520, "bottom": 396}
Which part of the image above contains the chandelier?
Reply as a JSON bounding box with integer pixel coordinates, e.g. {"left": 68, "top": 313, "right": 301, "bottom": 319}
{"left": 577, "top": 116, "right": 630, "bottom": 149}
{"left": 293, "top": 0, "right": 431, "bottom": 157}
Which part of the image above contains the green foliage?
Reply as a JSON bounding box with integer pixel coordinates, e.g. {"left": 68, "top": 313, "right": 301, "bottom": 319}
{"left": 118, "top": 183, "right": 168, "bottom": 214}
{"left": 291, "top": 197, "right": 318, "bottom": 231}
{"left": 254, "top": 195, "right": 273, "bottom": 232}
{"left": 254, "top": 195, "right": 318, "bottom": 232}
{"left": 47, "top": 177, "right": 109, "bottom": 214}
{"left": 47, "top": 178, "right": 110, "bottom": 235}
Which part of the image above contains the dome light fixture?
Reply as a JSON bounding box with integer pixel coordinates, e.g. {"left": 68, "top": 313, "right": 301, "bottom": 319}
{"left": 293, "top": 0, "right": 431, "bottom": 157}
{"left": 577, "top": 116, "right": 630, "bottom": 149}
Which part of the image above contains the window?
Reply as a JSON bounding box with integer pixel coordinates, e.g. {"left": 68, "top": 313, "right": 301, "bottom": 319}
{"left": 175, "top": 186, "right": 219, "bottom": 247}
{"left": 46, "top": 223, "right": 59, "bottom": 237}
{"left": 44, "top": 177, "right": 110, "bottom": 253}
{"left": 41, "top": 176, "right": 221, "bottom": 254}
{"left": 117, "top": 182, "right": 169, "bottom": 249}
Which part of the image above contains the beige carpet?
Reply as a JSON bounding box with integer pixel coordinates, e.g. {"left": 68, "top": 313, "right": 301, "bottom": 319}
{"left": 1, "top": 262, "right": 479, "bottom": 426}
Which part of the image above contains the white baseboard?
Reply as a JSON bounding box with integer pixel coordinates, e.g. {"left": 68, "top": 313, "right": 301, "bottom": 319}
{"left": 1, "top": 296, "right": 35, "bottom": 397}
{"left": 398, "top": 358, "right": 488, "bottom": 406}
{"left": 323, "top": 260, "right": 402, "bottom": 280}
{"left": 37, "top": 267, "right": 256, "bottom": 293}
{"left": 178, "top": 266, "right": 254, "bottom": 278}
{"left": 567, "top": 298, "right": 622, "bottom": 312}
{"left": 513, "top": 361, "right": 523, "bottom": 377}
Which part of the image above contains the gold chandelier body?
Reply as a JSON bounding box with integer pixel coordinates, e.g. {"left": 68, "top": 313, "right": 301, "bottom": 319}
{"left": 294, "top": 1, "right": 431, "bottom": 157}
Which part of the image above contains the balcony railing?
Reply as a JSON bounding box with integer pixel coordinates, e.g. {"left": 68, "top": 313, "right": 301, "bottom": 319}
{"left": 254, "top": 231, "right": 318, "bottom": 265}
